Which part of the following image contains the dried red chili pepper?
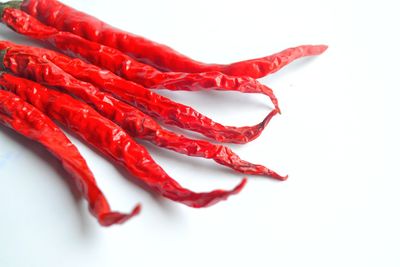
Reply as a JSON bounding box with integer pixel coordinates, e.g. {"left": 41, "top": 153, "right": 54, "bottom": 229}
{"left": 0, "top": 38, "right": 277, "bottom": 145}
{"left": 9, "top": 0, "right": 327, "bottom": 79}
{"left": 0, "top": 72, "right": 246, "bottom": 208}
{"left": 0, "top": 89, "right": 140, "bottom": 226}
{"left": 0, "top": 42, "right": 286, "bottom": 180}
{"left": 0, "top": 3, "right": 280, "bottom": 112}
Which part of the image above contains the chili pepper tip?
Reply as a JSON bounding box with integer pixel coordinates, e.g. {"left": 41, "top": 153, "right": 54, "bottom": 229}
{"left": 186, "top": 178, "right": 247, "bottom": 208}
{"left": 280, "top": 175, "right": 289, "bottom": 181}
{"left": 99, "top": 204, "right": 141, "bottom": 226}
{"left": 221, "top": 177, "right": 247, "bottom": 198}
{"left": 260, "top": 108, "right": 279, "bottom": 127}
{"left": 234, "top": 178, "right": 247, "bottom": 193}
{"left": 236, "top": 108, "right": 279, "bottom": 144}
{"left": 316, "top": 45, "right": 328, "bottom": 54}
{"left": 267, "top": 171, "right": 288, "bottom": 181}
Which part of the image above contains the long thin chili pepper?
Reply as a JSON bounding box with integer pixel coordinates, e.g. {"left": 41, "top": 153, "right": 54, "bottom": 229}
{"left": 0, "top": 73, "right": 246, "bottom": 208}
{"left": 0, "top": 40, "right": 277, "bottom": 145}
{"left": 0, "top": 89, "right": 140, "bottom": 226}
{"left": 0, "top": 4, "right": 280, "bottom": 112}
{"left": 8, "top": 0, "right": 328, "bottom": 79}
{"left": 0, "top": 55, "right": 286, "bottom": 181}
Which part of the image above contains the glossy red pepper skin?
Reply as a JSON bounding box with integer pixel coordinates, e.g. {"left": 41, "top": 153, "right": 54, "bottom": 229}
{"left": 0, "top": 25, "right": 277, "bottom": 145}
{"left": 0, "top": 72, "right": 246, "bottom": 208}
{"left": 15, "top": 0, "right": 327, "bottom": 78}
{"left": 0, "top": 89, "right": 140, "bottom": 226}
{"left": 0, "top": 45, "right": 285, "bottom": 180}
{"left": 0, "top": 5, "right": 280, "bottom": 111}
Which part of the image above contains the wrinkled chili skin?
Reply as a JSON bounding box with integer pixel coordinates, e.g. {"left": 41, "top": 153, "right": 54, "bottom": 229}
{"left": 0, "top": 42, "right": 286, "bottom": 180}
{"left": 0, "top": 88, "right": 140, "bottom": 226}
{"left": 0, "top": 72, "right": 246, "bottom": 207}
{"left": 0, "top": 34, "right": 276, "bottom": 144}
{"left": 0, "top": 5, "right": 280, "bottom": 111}
{"left": 17, "top": 0, "right": 327, "bottom": 78}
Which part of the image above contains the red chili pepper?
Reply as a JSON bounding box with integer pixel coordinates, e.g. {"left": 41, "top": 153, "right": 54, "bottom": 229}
{"left": 11, "top": 0, "right": 327, "bottom": 79}
{"left": 0, "top": 4, "right": 280, "bottom": 112}
{"left": 0, "top": 72, "right": 246, "bottom": 208}
{"left": 0, "top": 49, "right": 286, "bottom": 180}
{"left": 0, "top": 40, "right": 277, "bottom": 145}
{"left": 0, "top": 89, "right": 140, "bottom": 226}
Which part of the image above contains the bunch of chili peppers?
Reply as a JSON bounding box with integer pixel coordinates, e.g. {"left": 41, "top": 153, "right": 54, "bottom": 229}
{"left": 0, "top": 0, "right": 327, "bottom": 226}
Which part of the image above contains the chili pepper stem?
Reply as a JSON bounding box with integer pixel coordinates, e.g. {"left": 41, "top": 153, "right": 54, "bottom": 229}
{"left": 0, "top": 49, "right": 7, "bottom": 70}
{"left": 0, "top": 1, "right": 21, "bottom": 15}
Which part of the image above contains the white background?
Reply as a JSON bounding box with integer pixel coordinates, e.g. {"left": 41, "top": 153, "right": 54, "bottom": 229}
{"left": 0, "top": 0, "right": 397, "bottom": 266}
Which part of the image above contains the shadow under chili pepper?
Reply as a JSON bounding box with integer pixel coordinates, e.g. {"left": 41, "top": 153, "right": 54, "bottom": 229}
{"left": 0, "top": 125, "right": 93, "bottom": 231}
{"left": 152, "top": 88, "right": 271, "bottom": 113}
{"left": 260, "top": 56, "right": 325, "bottom": 85}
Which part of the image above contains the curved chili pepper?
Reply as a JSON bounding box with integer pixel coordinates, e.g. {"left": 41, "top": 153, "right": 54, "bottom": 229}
{"left": 0, "top": 72, "right": 246, "bottom": 207}
{"left": 10, "top": 0, "right": 327, "bottom": 79}
{"left": 0, "top": 89, "right": 140, "bottom": 226}
{"left": 0, "top": 4, "right": 280, "bottom": 112}
{"left": 0, "top": 51, "right": 286, "bottom": 180}
{"left": 0, "top": 33, "right": 277, "bottom": 144}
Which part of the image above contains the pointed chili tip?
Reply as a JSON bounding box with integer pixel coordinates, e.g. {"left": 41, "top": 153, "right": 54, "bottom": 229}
{"left": 279, "top": 175, "right": 289, "bottom": 181}
{"left": 263, "top": 170, "right": 288, "bottom": 181}
{"left": 239, "top": 108, "right": 279, "bottom": 143}
{"left": 314, "top": 44, "right": 329, "bottom": 54}
{"left": 232, "top": 177, "right": 247, "bottom": 194}
{"left": 99, "top": 203, "right": 141, "bottom": 227}
{"left": 130, "top": 203, "right": 142, "bottom": 216}
{"left": 267, "top": 171, "right": 288, "bottom": 181}
{"left": 231, "top": 108, "right": 278, "bottom": 144}
{"left": 213, "top": 177, "right": 247, "bottom": 203}
{"left": 188, "top": 178, "right": 247, "bottom": 208}
{"left": 260, "top": 108, "right": 279, "bottom": 128}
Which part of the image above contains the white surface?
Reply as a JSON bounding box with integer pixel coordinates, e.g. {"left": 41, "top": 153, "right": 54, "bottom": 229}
{"left": 0, "top": 0, "right": 397, "bottom": 266}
